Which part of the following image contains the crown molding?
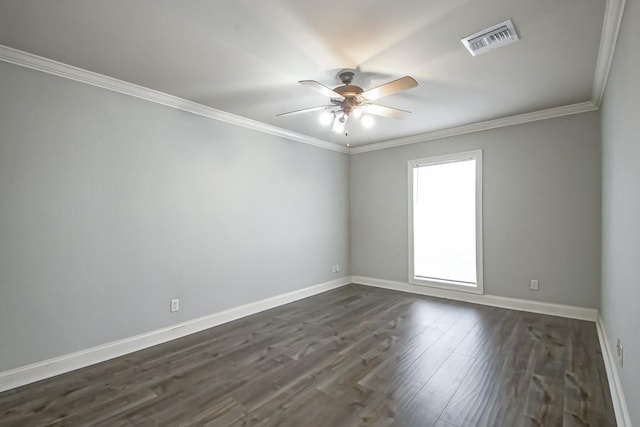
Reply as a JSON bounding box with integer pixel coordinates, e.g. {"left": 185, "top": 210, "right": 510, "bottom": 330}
{"left": 0, "top": 0, "right": 626, "bottom": 156}
{"left": 0, "top": 44, "right": 348, "bottom": 154}
{"left": 349, "top": 101, "right": 598, "bottom": 154}
{"left": 592, "top": 0, "right": 627, "bottom": 107}
{"left": 350, "top": 0, "right": 626, "bottom": 154}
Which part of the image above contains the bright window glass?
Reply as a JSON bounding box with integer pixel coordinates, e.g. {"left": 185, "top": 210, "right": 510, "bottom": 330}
{"left": 409, "top": 151, "right": 483, "bottom": 293}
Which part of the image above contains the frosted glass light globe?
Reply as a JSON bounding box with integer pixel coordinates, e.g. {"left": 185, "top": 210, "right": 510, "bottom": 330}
{"left": 319, "top": 110, "right": 333, "bottom": 126}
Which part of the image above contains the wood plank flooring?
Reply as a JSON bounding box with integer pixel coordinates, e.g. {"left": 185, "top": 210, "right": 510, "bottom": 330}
{"left": 0, "top": 285, "right": 616, "bottom": 426}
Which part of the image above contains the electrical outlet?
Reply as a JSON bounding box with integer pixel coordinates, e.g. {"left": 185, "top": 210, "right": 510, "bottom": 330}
{"left": 530, "top": 279, "right": 539, "bottom": 290}
{"left": 335, "top": 264, "right": 340, "bottom": 273}
{"left": 170, "top": 298, "right": 180, "bottom": 313}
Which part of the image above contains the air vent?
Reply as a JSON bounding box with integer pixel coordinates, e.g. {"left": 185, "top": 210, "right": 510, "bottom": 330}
{"left": 461, "top": 19, "right": 519, "bottom": 56}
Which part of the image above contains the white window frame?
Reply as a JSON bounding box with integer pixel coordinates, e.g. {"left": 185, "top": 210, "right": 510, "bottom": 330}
{"left": 407, "top": 150, "right": 484, "bottom": 294}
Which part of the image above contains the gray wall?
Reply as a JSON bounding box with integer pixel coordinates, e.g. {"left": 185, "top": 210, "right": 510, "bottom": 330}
{"left": 600, "top": 0, "right": 640, "bottom": 423}
{"left": 0, "top": 61, "right": 350, "bottom": 372}
{"left": 350, "top": 112, "right": 602, "bottom": 308}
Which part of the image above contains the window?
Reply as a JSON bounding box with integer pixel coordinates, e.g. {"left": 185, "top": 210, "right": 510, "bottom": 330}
{"left": 408, "top": 150, "right": 483, "bottom": 294}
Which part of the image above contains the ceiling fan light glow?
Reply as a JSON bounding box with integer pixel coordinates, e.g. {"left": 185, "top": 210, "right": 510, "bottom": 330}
{"left": 352, "top": 108, "right": 363, "bottom": 119}
{"left": 331, "top": 119, "right": 346, "bottom": 134}
{"left": 361, "top": 115, "right": 374, "bottom": 129}
{"left": 332, "top": 112, "right": 347, "bottom": 134}
{"left": 318, "top": 110, "right": 333, "bottom": 126}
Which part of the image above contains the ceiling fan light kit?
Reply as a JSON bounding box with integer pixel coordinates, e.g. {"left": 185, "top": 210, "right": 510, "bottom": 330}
{"left": 331, "top": 111, "right": 348, "bottom": 134}
{"left": 278, "top": 69, "right": 418, "bottom": 136}
{"left": 361, "top": 115, "right": 374, "bottom": 129}
{"left": 318, "top": 110, "right": 333, "bottom": 126}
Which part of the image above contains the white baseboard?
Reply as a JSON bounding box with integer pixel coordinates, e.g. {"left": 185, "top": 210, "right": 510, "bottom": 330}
{"left": 0, "top": 277, "right": 350, "bottom": 393}
{"left": 351, "top": 276, "right": 598, "bottom": 321}
{"left": 0, "top": 276, "right": 607, "bottom": 395}
{"left": 596, "top": 315, "right": 632, "bottom": 427}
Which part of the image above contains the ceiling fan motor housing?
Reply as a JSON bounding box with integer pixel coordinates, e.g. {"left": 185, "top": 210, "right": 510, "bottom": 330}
{"left": 334, "top": 84, "right": 364, "bottom": 114}
{"left": 334, "top": 72, "right": 364, "bottom": 115}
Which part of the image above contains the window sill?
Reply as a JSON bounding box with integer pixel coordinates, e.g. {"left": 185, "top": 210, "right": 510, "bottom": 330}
{"left": 409, "top": 277, "right": 484, "bottom": 295}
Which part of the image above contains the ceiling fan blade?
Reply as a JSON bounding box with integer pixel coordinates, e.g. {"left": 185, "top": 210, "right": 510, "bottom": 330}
{"left": 361, "top": 104, "right": 411, "bottom": 120}
{"left": 360, "top": 76, "right": 418, "bottom": 101}
{"left": 276, "top": 105, "right": 333, "bottom": 117}
{"left": 299, "top": 80, "right": 345, "bottom": 100}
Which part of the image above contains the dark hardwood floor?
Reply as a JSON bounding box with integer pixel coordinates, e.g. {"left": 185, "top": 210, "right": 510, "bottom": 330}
{"left": 0, "top": 285, "right": 616, "bottom": 426}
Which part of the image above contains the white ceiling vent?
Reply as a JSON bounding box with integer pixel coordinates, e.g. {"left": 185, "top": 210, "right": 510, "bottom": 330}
{"left": 461, "top": 19, "right": 519, "bottom": 56}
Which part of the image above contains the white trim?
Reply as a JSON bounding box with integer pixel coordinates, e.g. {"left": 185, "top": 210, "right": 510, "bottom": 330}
{"left": 596, "top": 315, "right": 632, "bottom": 427}
{"left": 407, "top": 150, "right": 484, "bottom": 294}
{"left": 349, "top": 0, "right": 627, "bottom": 155}
{"left": 0, "top": 277, "right": 350, "bottom": 393}
{"left": 0, "top": 1, "right": 627, "bottom": 156}
{"left": 0, "top": 44, "right": 348, "bottom": 154}
{"left": 349, "top": 102, "right": 597, "bottom": 154}
{"left": 592, "top": 0, "right": 627, "bottom": 106}
{"left": 352, "top": 276, "right": 598, "bottom": 321}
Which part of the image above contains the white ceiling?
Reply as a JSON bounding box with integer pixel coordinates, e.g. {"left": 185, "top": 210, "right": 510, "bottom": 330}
{"left": 0, "top": 0, "right": 606, "bottom": 147}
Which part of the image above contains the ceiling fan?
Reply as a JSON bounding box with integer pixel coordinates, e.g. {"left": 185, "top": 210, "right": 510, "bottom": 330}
{"left": 277, "top": 70, "right": 418, "bottom": 135}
